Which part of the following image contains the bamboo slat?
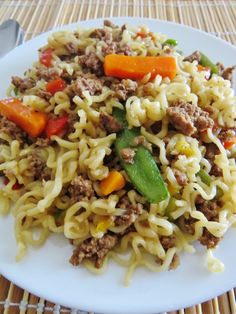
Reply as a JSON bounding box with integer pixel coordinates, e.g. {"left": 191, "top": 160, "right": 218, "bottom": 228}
{"left": 0, "top": 1, "right": 236, "bottom": 313}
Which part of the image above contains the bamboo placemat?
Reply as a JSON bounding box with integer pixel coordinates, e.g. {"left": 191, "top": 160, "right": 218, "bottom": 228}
{"left": 0, "top": 0, "right": 236, "bottom": 313}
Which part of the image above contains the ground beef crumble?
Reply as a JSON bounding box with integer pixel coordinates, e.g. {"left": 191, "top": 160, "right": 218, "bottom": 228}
{"left": 167, "top": 99, "right": 214, "bottom": 136}
{"left": 216, "top": 62, "right": 235, "bottom": 84}
{"left": 120, "top": 148, "right": 136, "bottom": 164}
{"left": 0, "top": 116, "right": 27, "bottom": 145}
{"left": 196, "top": 197, "right": 219, "bottom": 221}
{"left": 111, "top": 79, "right": 137, "bottom": 100}
{"left": 160, "top": 235, "right": 176, "bottom": 250}
{"left": 71, "top": 76, "right": 103, "bottom": 97}
{"left": 79, "top": 52, "right": 104, "bottom": 76}
{"left": 204, "top": 143, "right": 223, "bottom": 177}
{"left": 68, "top": 175, "right": 94, "bottom": 203}
{"left": 70, "top": 234, "right": 118, "bottom": 268}
{"left": 173, "top": 169, "right": 188, "bottom": 186}
{"left": 36, "top": 67, "right": 59, "bottom": 81}
{"left": 115, "top": 196, "right": 142, "bottom": 227}
{"left": 99, "top": 112, "right": 123, "bottom": 134}
{"left": 199, "top": 228, "right": 221, "bottom": 249}
{"left": 27, "top": 153, "right": 51, "bottom": 181}
{"left": 11, "top": 76, "right": 35, "bottom": 93}
{"left": 183, "top": 50, "right": 201, "bottom": 63}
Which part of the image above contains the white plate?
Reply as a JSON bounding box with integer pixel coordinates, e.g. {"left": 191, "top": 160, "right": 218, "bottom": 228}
{"left": 0, "top": 18, "right": 236, "bottom": 314}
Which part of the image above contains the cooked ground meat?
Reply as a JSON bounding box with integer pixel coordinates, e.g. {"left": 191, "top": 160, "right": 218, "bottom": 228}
{"left": 90, "top": 28, "right": 112, "bottom": 42}
{"left": 99, "top": 112, "right": 123, "bottom": 134}
{"left": 68, "top": 175, "right": 94, "bottom": 203}
{"left": 222, "top": 66, "right": 236, "bottom": 83}
{"left": 160, "top": 235, "right": 176, "bottom": 250}
{"left": 120, "top": 148, "right": 136, "bottom": 164}
{"left": 173, "top": 169, "right": 188, "bottom": 186}
{"left": 216, "top": 62, "right": 224, "bottom": 74}
{"left": 169, "top": 253, "right": 180, "bottom": 270}
{"left": 216, "top": 62, "right": 235, "bottom": 84}
{"left": 199, "top": 228, "right": 220, "bottom": 249}
{"left": 27, "top": 153, "right": 51, "bottom": 181}
{"left": 178, "top": 215, "right": 197, "bottom": 235}
{"left": 11, "top": 76, "right": 35, "bottom": 93}
{"left": 0, "top": 116, "right": 27, "bottom": 145}
{"left": 34, "top": 89, "right": 52, "bottom": 100}
{"left": 115, "top": 196, "right": 142, "bottom": 227}
{"left": 204, "top": 143, "right": 219, "bottom": 160}
{"left": 167, "top": 99, "right": 214, "bottom": 136}
{"left": 79, "top": 53, "right": 104, "bottom": 76}
{"left": 36, "top": 67, "right": 59, "bottom": 81}
{"left": 34, "top": 137, "right": 51, "bottom": 147}
{"left": 204, "top": 143, "right": 223, "bottom": 177}
{"left": 111, "top": 79, "right": 137, "bottom": 100}
{"left": 104, "top": 20, "right": 117, "bottom": 28}
{"left": 210, "top": 164, "right": 223, "bottom": 177}
{"left": 218, "top": 128, "right": 236, "bottom": 144}
{"left": 183, "top": 50, "right": 201, "bottom": 63}
{"left": 65, "top": 42, "right": 78, "bottom": 54}
{"left": 196, "top": 197, "right": 219, "bottom": 221}
{"left": 70, "top": 234, "right": 118, "bottom": 268}
{"left": 71, "top": 76, "right": 103, "bottom": 97}
{"left": 102, "top": 42, "right": 132, "bottom": 56}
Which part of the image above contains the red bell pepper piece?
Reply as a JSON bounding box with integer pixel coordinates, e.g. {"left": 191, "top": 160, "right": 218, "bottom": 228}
{"left": 40, "top": 48, "right": 53, "bottom": 67}
{"left": 46, "top": 115, "right": 69, "bottom": 138}
{"left": 223, "top": 138, "right": 236, "bottom": 149}
{"left": 3, "top": 177, "right": 23, "bottom": 190}
{"left": 46, "top": 77, "right": 67, "bottom": 95}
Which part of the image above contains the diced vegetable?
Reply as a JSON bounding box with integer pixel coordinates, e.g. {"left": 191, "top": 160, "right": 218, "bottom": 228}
{"left": 197, "top": 169, "right": 213, "bottom": 186}
{"left": 40, "top": 48, "right": 53, "bottom": 67}
{"left": 163, "top": 39, "right": 178, "bottom": 47}
{"left": 100, "top": 170, "right": 126, "bottom": 196}
{"left": 0, "top": 98, "right": 47, "bottom": 137}
{"left": 197, "top": 64, "right": 211, "bottom": 80}
{"left": 104, "top": 55, "right": 177, "bottom": 80}
{"left": 113, "top": 108, "right": 169, "bottom": 204}
{"left": 175, "top": 140, "right": 194, "bottom": 157}
{"left": 96, "top": 217, "right": 114, "bottom": 233}
{"left": 223, "top": 138, "right": 236, "bottom": 149}
{"left": 46, "top": 77, "right": 67, "bottom": 95}
{"left": 199, "top": 52, "right": 218, "bottom": 75}
{"left": 3, "top": 177, "right": 22, "bottom": 190}
{"left": 45, "top": 115, "right": 68, "bottom": 138}
{"left": 197, "top": 168, "right": 223, "bottom": 199}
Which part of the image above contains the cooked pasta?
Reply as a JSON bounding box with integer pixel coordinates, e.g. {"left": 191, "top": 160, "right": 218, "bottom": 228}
{"left": 0, "top": 20, "right": 235, "bottom": 285}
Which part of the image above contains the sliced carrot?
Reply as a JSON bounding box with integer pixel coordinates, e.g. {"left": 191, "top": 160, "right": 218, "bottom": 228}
{"left": 100, "top": 170, "right": 126, "bottom": 196}
{"left": 223, "top": 138, "right": 236, "bottom": 149}
{"left": 0, "top": 98, "right": 47, "bottom": 137}
{"left": 104, "top": 54, "right": 177, "bottom": 80}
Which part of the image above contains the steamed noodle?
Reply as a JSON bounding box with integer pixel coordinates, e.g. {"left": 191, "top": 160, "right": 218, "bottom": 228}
{"left": 0, "top": 22, "right": 235, "bottom": 285}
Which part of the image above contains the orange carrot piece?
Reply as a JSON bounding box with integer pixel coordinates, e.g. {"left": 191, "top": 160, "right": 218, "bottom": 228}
{"left": 0, "top": 98, "right": 47, "bottom": 137}
{"left": 223, "top": 138, "right": 236, "bottom": 149}
{"left": 100, "top": 170, "right": 126, "bottom": 196}
{"left": 104, "top": 54, "right": 177, "bottom": 80}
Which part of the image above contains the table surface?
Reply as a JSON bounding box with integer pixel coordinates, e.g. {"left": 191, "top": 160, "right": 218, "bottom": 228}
{"left": 0, "top": 0, "right": 236, "bottom": 313}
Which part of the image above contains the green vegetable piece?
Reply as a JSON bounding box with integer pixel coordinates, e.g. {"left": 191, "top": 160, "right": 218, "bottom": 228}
{"left": 197, "top": 169, "right": 213, "bottom": 185}
{"left": 113, "top": 108, "right": 169, "bottom": 204}
{"left": 113, "top": 107, "right": 128, "bottom": 129}
{"left": 163, "top": 39, "right": 178, "bottom": 47}
{"left": 199, "top": 52, "right": 218, "bottom": 75}
{"left": 197, "top": 168, "right": 223, "bottom": 199}
{"left": 14, "top": 87, "right": 18, "bottom": 96}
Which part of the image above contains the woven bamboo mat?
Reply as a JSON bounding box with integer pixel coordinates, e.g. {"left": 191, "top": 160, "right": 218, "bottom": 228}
{"left": 0, "top": 0, "right": 236, "bottom": 313}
